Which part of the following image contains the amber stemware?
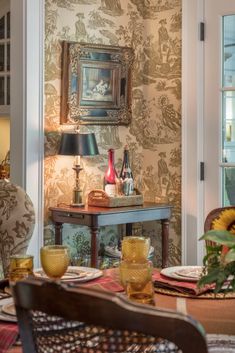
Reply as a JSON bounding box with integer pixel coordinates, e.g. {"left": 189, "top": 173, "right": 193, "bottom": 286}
{"left": 121, "top": 236, "right": 150, "bottom": 262}
{"left": 40, "top": 245, "right": 70, "bottom": 280}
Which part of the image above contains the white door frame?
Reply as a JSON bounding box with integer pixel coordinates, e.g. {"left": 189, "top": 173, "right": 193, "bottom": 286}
{"left": 10, "top": 0, "right": 44, "bottom": 267}
{"left": 182, "top": 0, "right": 205, "bottom": 265}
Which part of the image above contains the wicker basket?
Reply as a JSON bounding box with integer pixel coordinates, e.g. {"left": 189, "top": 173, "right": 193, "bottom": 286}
{"left": 87, "top": 189, "right": 143, "bottom": 208}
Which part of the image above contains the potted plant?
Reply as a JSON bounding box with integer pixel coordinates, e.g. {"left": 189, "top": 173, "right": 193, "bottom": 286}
{"left": 198, "top": 229, "right": 235, "bottom": 294}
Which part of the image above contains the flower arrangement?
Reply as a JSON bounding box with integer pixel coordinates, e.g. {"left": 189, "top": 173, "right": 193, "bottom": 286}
{"left": 198, "top": 209, "right": 235, "bottom": 294}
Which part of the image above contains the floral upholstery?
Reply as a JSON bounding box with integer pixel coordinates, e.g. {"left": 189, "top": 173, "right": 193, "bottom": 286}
{"left": 0, "top": 180, "right": 35, "bottom": 278}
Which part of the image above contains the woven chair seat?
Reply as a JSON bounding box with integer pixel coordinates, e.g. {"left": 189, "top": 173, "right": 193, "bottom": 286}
{"left": 29, "top": 310, "right": 179, "bottom": 353}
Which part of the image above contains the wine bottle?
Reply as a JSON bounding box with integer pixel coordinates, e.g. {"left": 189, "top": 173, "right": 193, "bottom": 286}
{"left": 120, "top": 145, "right": 134, "bottom": 196}
{"left": 104, "top": 148, "right": 118, "bottom": 197}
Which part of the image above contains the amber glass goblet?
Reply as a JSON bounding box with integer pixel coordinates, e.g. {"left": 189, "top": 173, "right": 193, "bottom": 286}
{"left": 9, "top": 254, "right": 34, "bottom": 286}
{"left": 40, "top": 245, "right": 70, "bottom": 280}
{"left": 121, "top": 236, "right": 150, "bottom": 262}
{"left": 119, "top": 260, "right": 155, "bottom": 306}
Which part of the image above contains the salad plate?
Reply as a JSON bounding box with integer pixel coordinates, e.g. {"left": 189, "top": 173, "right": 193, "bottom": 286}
{"left": 0, "top": 298, "right": 17, "bottom": 322}
{"left": 34, "top": 266, "right": 103, "bottom": 283}
{"left": 160, "top": 266, "right": 203, "bottom": 282}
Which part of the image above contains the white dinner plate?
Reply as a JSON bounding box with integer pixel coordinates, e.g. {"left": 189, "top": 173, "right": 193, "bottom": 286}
{"left": 2, "top": 302, "right": 16, "bottom": 316}
{"left": 0, "top": 298, "right": 17, "bottom": 323}
{"left": 160, "top": 266, "right": 203, "bottom": 282}
{"left": 34, "top": 266, "right": 103, "bottom": 283}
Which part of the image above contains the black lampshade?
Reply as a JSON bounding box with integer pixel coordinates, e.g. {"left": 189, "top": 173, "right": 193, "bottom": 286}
{"left": 59, "top": 132, "right": 99, "bottom": 156}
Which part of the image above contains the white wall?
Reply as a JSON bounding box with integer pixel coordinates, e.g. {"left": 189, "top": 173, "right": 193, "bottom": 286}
{"left": 11, "top": 0, "right": 44, "bottom": 267}
{"left": 182, "top": 0, "right": 205, "bottom": 265}
{"left": 0, "top": 118, "right": 10, "bottom": 161}
{"left": 0, "top": 0, "right": 10, "bottom": 17}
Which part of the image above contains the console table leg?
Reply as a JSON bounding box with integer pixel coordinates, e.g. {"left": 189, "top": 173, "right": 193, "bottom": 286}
{"left": 91, "top": 227, "right": 99, "bottom": 268}
{"left": 161, "top": 219, "right": 169, "bottom": 268}
{"left": 55, "top": 222, "right": 63, "bottom": 245}
{"left": 126, "top": 223, "right": 132, "bottom": 236}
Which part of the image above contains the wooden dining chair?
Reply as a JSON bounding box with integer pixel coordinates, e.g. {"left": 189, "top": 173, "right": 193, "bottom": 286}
{"left": 0, "top": 180, "right": 35, "bottom": 278}
{"left": 204, "top": 206, "right": 235, "bottom": 232}
{"left": 12, "top": 277, "right": 208, "bottom": 353}
{"left": 204, "top": 206, "right": 235, "bottom": 247}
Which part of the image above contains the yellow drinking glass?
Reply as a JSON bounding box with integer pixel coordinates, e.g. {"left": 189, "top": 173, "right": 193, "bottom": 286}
{"left": 9, "top": 254, "right": 34, "bottom": 285}
{"left": 119, "top": 260, "right": 155, "bottom": 306}
{"left": 40, "top": 245, "right": 70, "bottom": 280}
{"left": 121, "top": 236, "right": 150, "bottom": 262}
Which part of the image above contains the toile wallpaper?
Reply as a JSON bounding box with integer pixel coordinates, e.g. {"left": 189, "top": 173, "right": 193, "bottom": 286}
{"left": 44, "top": 0, "right": 182, "bottom": 267}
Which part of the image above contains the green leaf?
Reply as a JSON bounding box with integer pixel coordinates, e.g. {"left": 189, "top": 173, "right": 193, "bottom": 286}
{"left": 224, "top": 249, "right": 235, "bottom": 263}
{"left": 200, "top": 230, "right": 235, "bottom": 247}
{"left": 206, "top": 245, "right": 222, "bottom": 252}
{"left": 214, "top": 271, "right": 227, "bottom": 293}
{"left": 197, "top": 267, "right": 221, "bottom": 287}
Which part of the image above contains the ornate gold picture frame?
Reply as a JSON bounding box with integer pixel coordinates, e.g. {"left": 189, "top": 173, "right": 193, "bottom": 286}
{"left": 60, "top": 41, "right": 134, "bottom": 125}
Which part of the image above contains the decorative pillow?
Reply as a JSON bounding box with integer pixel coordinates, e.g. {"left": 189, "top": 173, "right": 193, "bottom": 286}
{"left": 0, "top": 180, "right": 35, "bottom": 278}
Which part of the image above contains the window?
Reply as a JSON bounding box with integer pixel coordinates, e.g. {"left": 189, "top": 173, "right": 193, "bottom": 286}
{"left": 0, "top": 10, "right": 10, "bottom": 114}
{"left": 222, "top": 15, "right": 235, "bottom": 205}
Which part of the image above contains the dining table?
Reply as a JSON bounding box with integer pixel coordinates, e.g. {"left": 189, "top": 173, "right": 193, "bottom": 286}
{"left": 2, "top": 267, "right": 235, "bottom": 353}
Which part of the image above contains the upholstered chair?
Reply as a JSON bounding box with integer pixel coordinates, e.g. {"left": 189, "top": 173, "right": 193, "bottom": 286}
{"left": 0, "top": 179, "right": 35, "bottom": 278}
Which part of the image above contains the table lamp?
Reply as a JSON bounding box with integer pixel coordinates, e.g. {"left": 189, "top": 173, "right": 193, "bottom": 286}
{"left": 59, "top": 131, "right": 99, "bottom": 207}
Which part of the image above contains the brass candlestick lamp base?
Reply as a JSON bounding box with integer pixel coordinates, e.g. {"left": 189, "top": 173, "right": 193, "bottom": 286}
{"left": 70, "top": 164, "right": 84, "bottom": 207}
{"left": 71, "top": 188, "right": 84, "bottom": 207}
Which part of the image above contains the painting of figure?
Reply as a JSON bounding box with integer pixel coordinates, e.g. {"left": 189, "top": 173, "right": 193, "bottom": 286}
{"left": 81, "top": 67, "right": 113, "bottom": 103}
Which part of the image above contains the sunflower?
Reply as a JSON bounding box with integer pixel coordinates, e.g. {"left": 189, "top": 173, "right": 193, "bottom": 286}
{"left": 212, "top": 209, "right": 235, "bottom": 234}
{"left": 199, "top": 209, "right": 235, "bottom": 293}
{"left": 211, "top": 209, "right": 235, "bottom": 254}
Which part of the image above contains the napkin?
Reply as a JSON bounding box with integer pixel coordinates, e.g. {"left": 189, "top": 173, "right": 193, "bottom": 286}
{"left": 152, "top": 271, "right": 212, "bottom": 296}
{"left": 81, "top": 275, "right": 124, "bottom": 292}
{"left": 0, "top": 322, "right": 19, "bottom": 353}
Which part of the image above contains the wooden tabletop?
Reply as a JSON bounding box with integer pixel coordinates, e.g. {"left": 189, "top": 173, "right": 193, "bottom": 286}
{"left": 106, "top": 268, "right": 235, "bottom": 336}
{"left": 155, "top": 292, "right": 235, "bottom": 335}
{"left": 49, "top": 202, "right": 172, "bottom": 228}
{"left": 50, "top": 202, "right": 172, "bottom": 215}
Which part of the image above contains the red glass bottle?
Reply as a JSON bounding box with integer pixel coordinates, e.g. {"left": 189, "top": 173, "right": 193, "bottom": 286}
{"left": 104, "top": 148, "right": 118, "bottom": 197}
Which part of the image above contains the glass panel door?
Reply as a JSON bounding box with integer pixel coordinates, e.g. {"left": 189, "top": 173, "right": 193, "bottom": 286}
{"left": 204, "top": 0, "right": 235, "bottom": 218}
{"left": 222, "top": 15, "right": 235, "bottom": 205}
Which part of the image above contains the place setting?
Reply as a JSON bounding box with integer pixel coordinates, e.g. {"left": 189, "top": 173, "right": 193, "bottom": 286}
{"left": 0, "top": 289, "right": 16, "bottom": 324}
{"left": 34, "top": 266, "right": 103, "bottom": 283}
{"left": 0, "top": 246, "right": 104, "bottom": 325}
{"left": 0, "top": 298, "right": 17, "bottom": 323}
{"left": 153, "top": 265, "right": 207, "bottom": 297}
{"left": 35, "top": 245, "right": 103, "bottom": 283}
{"left": 153, "top": 265, "right": 235, "bottom": 298}
{"left": 161, "top": 265, "right": 203, "bottom": 282}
